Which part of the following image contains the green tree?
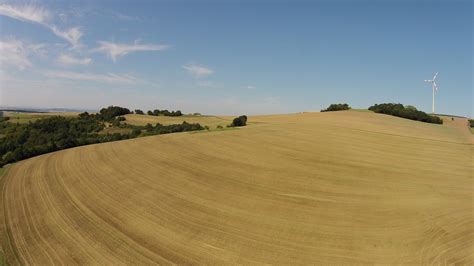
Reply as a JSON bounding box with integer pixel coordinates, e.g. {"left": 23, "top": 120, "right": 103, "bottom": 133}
{"left": 230, "top": 115, "right": 247, "bottom": 127}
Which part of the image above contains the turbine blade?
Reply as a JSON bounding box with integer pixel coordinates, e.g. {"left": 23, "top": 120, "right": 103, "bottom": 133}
{"left": 433, "top": 72, "right": 438, "bottom": 80}
{"left": 424, "top": 80, "right": 432, "bottom": 82}
{"left": 433, "top": 82, "right": 438, "bottom": 91}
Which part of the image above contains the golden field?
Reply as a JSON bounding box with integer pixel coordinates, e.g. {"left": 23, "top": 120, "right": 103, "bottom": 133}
{"left": 123, "top": 114, "right": 233, "bottom": 129}
{"left": 1, "top": 111, "right": 472, "bottom": 264}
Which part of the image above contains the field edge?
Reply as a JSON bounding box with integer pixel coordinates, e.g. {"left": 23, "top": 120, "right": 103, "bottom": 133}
{"left": 0, "top": 164, "right": 20, "bottom": 265}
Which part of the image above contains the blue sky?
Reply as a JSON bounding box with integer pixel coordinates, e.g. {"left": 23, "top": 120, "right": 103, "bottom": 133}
{"left": 0, "top": 0, "right": 472, "bottom": 116}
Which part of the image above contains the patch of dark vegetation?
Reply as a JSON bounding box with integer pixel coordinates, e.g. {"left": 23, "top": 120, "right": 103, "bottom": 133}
{"left": 0, "top": 112, "right": 9, "bottom": 123}
{"left": 368, "top": 103, "right": 443, "bottom": 124}
{"left": 134, "top": 109, "right": 145, "bottom": 115}
{"left": 228, "top": 115, "right": 247, "bottom": 127}
{"left": 146, "top": 109, "right": 182, "bottom": 117}
{"left": 468, "top": 119, "right": 474, "bottom": 128}
{"left": 143, "top": 122, "right": 203, "bottom": 135}
{"left": 0, "top": 106, "right": 203, "bottom": 167}
{"left": 321, "top": 103, "right": 351, "bottom": 112}
{"left": 97, "top": 106, "right": 131, "bottom": 121}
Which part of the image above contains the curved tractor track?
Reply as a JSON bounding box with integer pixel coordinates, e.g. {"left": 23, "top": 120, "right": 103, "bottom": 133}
{"left": 2, "top": 111, "right": 473, "bottom": 264}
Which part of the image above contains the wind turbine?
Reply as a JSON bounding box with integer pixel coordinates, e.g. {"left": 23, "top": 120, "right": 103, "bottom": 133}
{"left": 424, "top": 72, "right": 438, "bottom": 114}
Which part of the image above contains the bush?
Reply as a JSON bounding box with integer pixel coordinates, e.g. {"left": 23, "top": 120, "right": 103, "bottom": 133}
{"left": 134, "top": 109, "right": 144, "bottom": 115}
{"left": 131, "top": 128, "right": 142, "bottom": 137}
{"left": 216, "top": 125, "right": 223, "bottom": 129}
{"left": 469, "top": 119, "right": 474, "bottom": 128}
{"left": 321, "top": 103, "right": 351, "bottom": 112}
{"left": 230, "top": 115, "right": 247, "bottom": 127}
{"left": 368, "top": 103, "right": 443, "bottom": 124}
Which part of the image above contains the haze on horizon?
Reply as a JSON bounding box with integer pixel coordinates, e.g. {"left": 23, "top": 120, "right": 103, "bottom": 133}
{"left": 0, "top": 0, "right": 472, "bottom": 116}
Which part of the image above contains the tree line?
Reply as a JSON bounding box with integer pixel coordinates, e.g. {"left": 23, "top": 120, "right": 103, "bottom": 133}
{"left": 321, "top": 103, "right": 351, "bottom": 112}
{"left": 0, "top": 106, "right": 202, "bottom": 167}
{"left": 141, "top": 109, "right": 183, "bottom": 116}
{"left": 368, "top": 103, "right": 443, "bottom": 124}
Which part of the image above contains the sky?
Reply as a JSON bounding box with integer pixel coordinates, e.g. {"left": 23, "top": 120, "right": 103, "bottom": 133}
{"left": 0, "top": 0, "right": 472, "bottom": 116}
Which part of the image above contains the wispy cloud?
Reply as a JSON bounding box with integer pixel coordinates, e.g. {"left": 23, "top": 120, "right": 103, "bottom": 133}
{"left": 182, "top": 63, "right": 215, "bottom": 78}
{"left": 56, "top": 53, "right": 92, "bottom": 66}
{"left": 0, "top": 39, "right": 32, "bottom": 70}
{"left": 111, "top": 11, "right": 141, "bottom": 21}
{"left": 42, "top": 70, "right": 139, "bottom": 84}
{"left": 0, "top": 37, "right": 53, "bottom": 71}
{"left": 50, "top": 26, "right": 83, "bottom": 48}
{"left": 247, "top": 85, "right": 257, "bottom": 90}
{"left": 0, "top": 4, "right": 83, "bottom": 47}
{"left": 95, "top": 40, "right": 171, "bottom": 62}
{"left": 0, "top": 4, "right": 50, "bottom": 23}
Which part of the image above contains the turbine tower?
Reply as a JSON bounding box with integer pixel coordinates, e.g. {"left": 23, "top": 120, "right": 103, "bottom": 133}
{"left": 424, "top": 72, "right": 438, "bottom": 114}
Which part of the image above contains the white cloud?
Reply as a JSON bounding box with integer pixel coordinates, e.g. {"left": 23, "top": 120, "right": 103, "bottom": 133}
{"left": 0, "top": 39, "right": 32, "bottom": 70}
{"left": 0, "top": 4, "right": 50, "bottom": 24}
{"left": 50, "top": 26, "right": 83, "bottom": 48}
{"left": 182, "top": 63, "right": 215, "bottom": 78}
{"left": 95, "top": 40, "right": 171, "bottom": 61}
{"left": 247, "top": 85, "right": 257, "bottom": 90}
{"left": 0, "top": 4, "right": 83, "bottom": 47}
{"left": 56, "top": 53, "right": 92, "bottom": 66}
{"left": 42, "top": 70, "right": 139, "bottom": 84}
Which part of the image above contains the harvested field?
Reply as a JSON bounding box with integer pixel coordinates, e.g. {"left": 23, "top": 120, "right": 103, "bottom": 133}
{"left": 123, "top": 114, "right": 233, "bottom": 129}
{"left": 3, "top": 112, "right": 81, "bottom": 124}
{"left": 1, "top": 111, "right": 473, "bottom": 264}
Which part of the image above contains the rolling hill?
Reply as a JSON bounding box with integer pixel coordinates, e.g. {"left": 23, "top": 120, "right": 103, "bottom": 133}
{"left": 1, "top": 110, "right": 472, "bottom": 264}
{"left": 123, "top": 114, "right": 233, "bottom": 129}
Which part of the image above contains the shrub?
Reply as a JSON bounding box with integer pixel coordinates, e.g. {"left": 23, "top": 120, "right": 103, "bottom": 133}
{"left": 469, "top": 119, "right": 474, "bottom": 128}
{"left": 134, "top": 109, "right": 144, "bottom": 115}
{"left": 368, "top": 103, "right": 443, "bottom": 124}
{"left": 204, "top": 126, "right": 210, "bottom": 131}
{"left": 131, "top": 128, "right": 142, "bottom": 137}
{"left": 145, "top": 123, "right": 154, "bottom": 132}
{"left": 321, "top": 103, "right": 351, "bottom": 112}
{"left": 230, "top": 115, "right": 247, "bottom": 127}
{"left": 216, "top": 125, "right": 223, "bottom": 129}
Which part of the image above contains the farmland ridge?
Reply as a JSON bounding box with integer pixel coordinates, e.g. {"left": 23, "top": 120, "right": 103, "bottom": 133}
{"left": 1, "top": 111, "right": 473, "bottom": 264}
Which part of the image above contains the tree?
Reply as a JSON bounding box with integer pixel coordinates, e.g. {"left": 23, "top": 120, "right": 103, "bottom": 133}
{"left": 145, "top": 123, "right": 153, "bottom": 132}
{"left": 321, "top": 103, "right": 351, "bottom": 112}
{"left": 230, "top": 115, "right": 247, "bottom": 127}
{"left": 147, "top": 110, "right": 153, "bottom": 115}
{"left": 134, "top": 109, "right": 144, "bottom": 115}
{"left": 97, "top": 106, "right": 131, "bottom": 121}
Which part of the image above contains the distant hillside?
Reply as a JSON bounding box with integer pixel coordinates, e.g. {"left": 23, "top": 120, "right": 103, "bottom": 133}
{"left": 1, "top": 110, "right": 471, "bottom": 264}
